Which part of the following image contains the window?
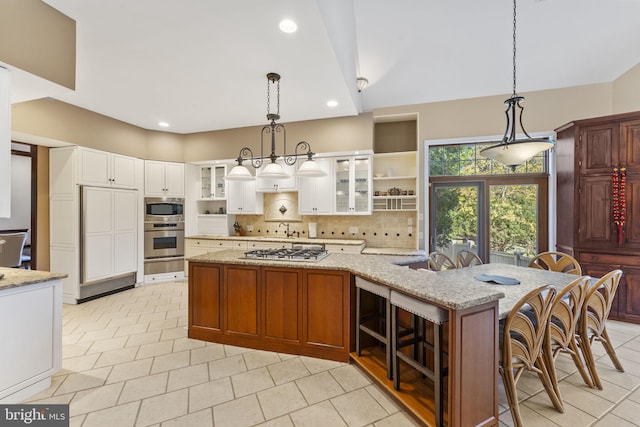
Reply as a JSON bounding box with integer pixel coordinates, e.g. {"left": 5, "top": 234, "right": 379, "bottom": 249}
{"left": 428, "top": 142, "right": 549, "bottom": 265}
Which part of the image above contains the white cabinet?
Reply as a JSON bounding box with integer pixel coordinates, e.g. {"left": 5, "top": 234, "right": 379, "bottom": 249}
{"left": 200, "top": 164, "right": 227, "bottom": 199}
{"left": 197, "top": 214, "right": 235, "bottom": 235}
{"left": 0, "top": 279, "right": 62, "bottom": 403}
{"left": 298, "top": 158, "right": 333, "bottom": 215}
{"left": 256, "top": 160, "right": 297, "bottom": 192}
{"left": 82, "top": 187, "right": 138, "bottom": 283}
{"left": 334, "top": 155, "right": 372, "bottom": 215}
{"left": 184, "top": 238, "right": 234, "bottom": 274}
{"left": 145, "top": 160, "right": 184, "bottom": 197}
{"left": 78, "top": 147, "right": 137, "bottom": 189}
{"left": 226, "top": 179, "right": 263, "bottom": 214}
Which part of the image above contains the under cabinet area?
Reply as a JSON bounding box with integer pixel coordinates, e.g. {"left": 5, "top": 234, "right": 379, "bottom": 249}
{"left": 188, "top": 262, "right": 353, "bottom": 361}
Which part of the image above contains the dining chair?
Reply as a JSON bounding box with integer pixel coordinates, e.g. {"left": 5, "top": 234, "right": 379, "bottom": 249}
{"left": 542, "top": 275, "right": 591, "bottom": 408}
{"left": 0, "top": 232, "right": 28, "bottom": 268}
{"left": 576, "top": 269, "right": 624, "bottom": 389}
{"left": 455, "top": 249, "right": 483, "bottom": 268}
{"left": 499, "top": 284, "right": 562, "bottom": 427}
{"left": 528, "top": 251, "right": 582, "bottom": 275}
{"left": 427, "top": 251, "right": 456, "bottom": 271}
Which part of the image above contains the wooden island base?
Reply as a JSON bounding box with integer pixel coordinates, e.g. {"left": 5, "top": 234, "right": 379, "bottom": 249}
{"left": 350, "top": 347, "right": 444, "bottom": 426}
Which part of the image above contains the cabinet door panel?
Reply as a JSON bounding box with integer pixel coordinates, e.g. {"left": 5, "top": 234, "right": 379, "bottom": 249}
{"left": 624, "top": 177, "right": 640, "bottom": 248}
{"left": 189, "top": 263, "right": 222, "bottom": 331}
{"left": 111, "top": 154, "right": 136, "bottom": 188}
{"left": 621, "top": 119, "right": 640, "bottom": 171}
{"left": 263, "top": 268, "right": 301, "bottom": 342}
{"left": 579, "top": 124, "right": 619, "bottom": 175}
{"left": 620, "top": 268, "right": 640, "bottom": 323}
{"left": 304, "top": 270, "right": 348, "bottom": 349}
{"left": 78, "top": 148, "right": 110, "bottom": 186}
{"left": 578, "top": 175, "right": 613, "bottom": 247}
{"left": 225, "top": 266, "right": 260, "bottom": 336}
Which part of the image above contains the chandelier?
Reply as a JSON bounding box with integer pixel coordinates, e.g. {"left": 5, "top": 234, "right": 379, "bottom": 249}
{"left": 225, "top": 73, "right": 326, "bottom": 181}
{"left": 480, "top": 0, "right": 554, "bottom": 171}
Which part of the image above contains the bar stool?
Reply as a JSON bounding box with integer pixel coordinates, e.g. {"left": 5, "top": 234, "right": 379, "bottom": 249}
{"left": 391, "top": 290, "right": 448, "bottom": 427}
{"left": 355, "top": 277, "right": 392, "bottom": 380}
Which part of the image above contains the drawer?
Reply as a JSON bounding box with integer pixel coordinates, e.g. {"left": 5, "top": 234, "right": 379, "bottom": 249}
{"left": 578, "top": 252, "right": 636, "bottom": 267}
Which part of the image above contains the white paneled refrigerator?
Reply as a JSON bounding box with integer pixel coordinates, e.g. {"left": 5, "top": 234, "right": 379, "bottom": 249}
{"left": 80, "top": 186, "right": 137, "bottom": 299}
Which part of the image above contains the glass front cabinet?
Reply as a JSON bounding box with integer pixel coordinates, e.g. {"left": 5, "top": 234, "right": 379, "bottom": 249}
{"left": 200, "top": 164, "right": 227, "bottom": 199}
{"left": 334, "top": 155, "right": 372, "bottom": 215}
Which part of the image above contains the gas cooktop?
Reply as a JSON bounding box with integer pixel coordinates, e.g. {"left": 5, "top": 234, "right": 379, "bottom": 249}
{"left": 243, "top": 244, "right": 329, "bottom": 262}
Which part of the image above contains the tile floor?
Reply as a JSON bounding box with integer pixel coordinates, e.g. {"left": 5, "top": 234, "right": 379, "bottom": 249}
{"left": 25, "top": 279, "right": 640, "bottom": 427}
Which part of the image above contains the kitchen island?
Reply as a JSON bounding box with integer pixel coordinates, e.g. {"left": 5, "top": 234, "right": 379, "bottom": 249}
{"left": 188, "top": 251, "right": 504, "bottom": 426}
{"left": 0, "top": 268, "right": 66, "bottom": 403}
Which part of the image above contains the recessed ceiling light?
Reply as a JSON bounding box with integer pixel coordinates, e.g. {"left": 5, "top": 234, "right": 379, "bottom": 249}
{"left": 326, "top": 100, "right": 338, "bottom": 107}
{"left": 158, "top": 122, "right": 169, "bottom": 127}
{"left": 279, "top": 19, "right": 297, "bottom": 33}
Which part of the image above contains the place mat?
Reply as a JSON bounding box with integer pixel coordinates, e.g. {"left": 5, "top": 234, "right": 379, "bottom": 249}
{"left": 475, "top": 274, "right": 520, "bottom": 285}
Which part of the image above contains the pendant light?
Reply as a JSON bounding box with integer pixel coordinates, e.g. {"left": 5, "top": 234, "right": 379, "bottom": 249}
{"left": 480, "top": 0, "right": 554, "bottom": 171}
{"left": 225, "top": 73, "right": 326, "bottom": 181}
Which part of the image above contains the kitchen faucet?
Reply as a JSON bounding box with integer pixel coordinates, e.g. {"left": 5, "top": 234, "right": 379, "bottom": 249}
{"left": 279, "top": 222, "right": 294, "bottom": 238}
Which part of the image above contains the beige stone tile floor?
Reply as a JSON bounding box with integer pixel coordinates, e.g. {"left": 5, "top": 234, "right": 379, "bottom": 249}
{"left": 25, "top": 279, "right": 640, "bottom": 426}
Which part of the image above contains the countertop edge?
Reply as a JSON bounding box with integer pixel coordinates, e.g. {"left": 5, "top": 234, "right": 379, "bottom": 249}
{"left": 0, "top": 268, "right": 68, "bottom": 291}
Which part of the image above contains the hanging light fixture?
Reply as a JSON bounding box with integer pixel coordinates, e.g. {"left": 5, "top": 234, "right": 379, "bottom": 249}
{"left": 225, "top": 73, "right": 326, "bottom": 181}
{"left": 480, "top": 0, "right": 554, "bottom": 171}
{"left": 356, "top": 77, "right": 369, "bottom": 92}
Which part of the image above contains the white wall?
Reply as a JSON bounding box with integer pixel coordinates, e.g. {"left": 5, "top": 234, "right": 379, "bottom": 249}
{"left": 0, "top": 67, "right": 10, "bottom": 218}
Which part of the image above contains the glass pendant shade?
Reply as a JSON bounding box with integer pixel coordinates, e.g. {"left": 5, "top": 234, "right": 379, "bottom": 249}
{"left": 259, "top": 161, "right": 289, "bottom": 179}
{"left": 225, "top": 164, "right": 255, "bottom": 181}
{"left": 481, "top": 139, "right": 554, "bottom": 169}
{"left": 294, "top": 159, "right": 326, "bottom": 177}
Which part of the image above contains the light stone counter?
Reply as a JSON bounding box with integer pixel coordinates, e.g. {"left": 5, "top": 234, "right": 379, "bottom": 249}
{"left": 188, "top": 250, "right": 505, "bottom": 311}
{"left": 361, "top": 247, "right": 427, "bottom": 256}
{"left": 186, "top": 235, "right": 365, "bottom": 246}
{"left": 0, "top": 267, "right": 67, "bottom": 291}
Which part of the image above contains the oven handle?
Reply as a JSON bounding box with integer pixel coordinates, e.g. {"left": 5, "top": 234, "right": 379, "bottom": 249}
{"left": 144, "top": 256, "right": 185, "bottom": 263}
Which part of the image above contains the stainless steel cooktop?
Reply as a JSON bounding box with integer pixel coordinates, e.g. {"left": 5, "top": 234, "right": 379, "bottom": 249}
{"left": 243, "top": 244, "right": 329, "bottom": 262}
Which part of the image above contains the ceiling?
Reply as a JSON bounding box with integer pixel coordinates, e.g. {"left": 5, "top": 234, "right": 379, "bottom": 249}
{"left": 8, "top": 0, "right": 640, "bottom": 134}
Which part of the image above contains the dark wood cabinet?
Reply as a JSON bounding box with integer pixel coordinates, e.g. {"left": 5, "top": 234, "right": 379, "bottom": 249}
{"left": 188, "top": 262, "right": 353, "bottom": 361}
{"left": 556, "top": 111, "right": 640, "bottom": 323}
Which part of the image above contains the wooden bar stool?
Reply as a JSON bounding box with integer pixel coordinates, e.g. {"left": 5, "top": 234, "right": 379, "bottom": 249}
{"left": 391, "top": 290, "right": 448, "bottom": 426}
{"left": 355, "top": 277, "right": 392, "bottom": 379}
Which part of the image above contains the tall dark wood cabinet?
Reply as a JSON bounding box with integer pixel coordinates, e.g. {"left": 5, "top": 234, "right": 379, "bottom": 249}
{"left": 556, "top": 111, "right": 640, "bottom": 323}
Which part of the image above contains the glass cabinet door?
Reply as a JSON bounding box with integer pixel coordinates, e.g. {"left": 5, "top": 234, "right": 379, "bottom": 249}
{"left": 334, "top": 156, "right": 371, "bottom": 214}
{"left": 201, "top": 166, "right": 212, "bottom": 198}
{"left": 213, "top": 165, "right": 226, "bottom": 199}
{"left": 353, "top": 157, "right": 370, "bottom": 213}
{"left": 334, "top": 159, "right": 351, "bottom": 214}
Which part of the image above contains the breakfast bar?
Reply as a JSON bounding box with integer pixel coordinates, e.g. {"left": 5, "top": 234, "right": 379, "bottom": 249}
{"left": 188, "top": 250, "right": 510, "bottom": 426}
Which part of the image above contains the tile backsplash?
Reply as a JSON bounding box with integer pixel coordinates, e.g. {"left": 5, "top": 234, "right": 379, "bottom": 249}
{"left": 235, "top": 193, "right": 418, "bottom": 249}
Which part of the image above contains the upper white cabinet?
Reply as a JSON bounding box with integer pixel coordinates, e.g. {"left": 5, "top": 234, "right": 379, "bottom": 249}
{"left": 298, "top": 158, "right": 333, "bottom": 215}
{"left": 334, "top": 155, "right": 372, "bottom": 215}
{"left": 255, "top": 160, "right": 297, "bottom": 192}
{"left": 200, "top": 164, "right": 227, "bottom": 199}
{"left": 78, "top": 147, "right": 137, "bottom": 189}
{"left": 226, "top": 179, "right": 263, "bottom": 214}
{"left": 145, "top": 160, "right": 184, "bottom": 197}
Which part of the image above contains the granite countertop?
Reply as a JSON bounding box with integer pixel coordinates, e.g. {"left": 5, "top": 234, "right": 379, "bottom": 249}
{"left": 188, "top": 250, "right": 506, "bottom": 311}
{"left": 361, "top": 247, "right": 427, "bottom": 256}
{"left": 186, "top": 235, "right": 366, "bottom": 246}
{"left": 0, "top": 268, "right": 67, "bottom": 291}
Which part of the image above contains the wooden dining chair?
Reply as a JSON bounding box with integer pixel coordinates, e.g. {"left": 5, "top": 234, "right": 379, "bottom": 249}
{"left": 528, "top": 251, "right": 582, "bottom": 275}
{"left": 455, "top": 249, "right": 483, "bottom": 268}
{"left": 499, "top": 284, "right": 562, "bottom": 427}
{"left": 427, "top": 251, "right": 456, "bottom": 271}
{"left": 542, "top": 275, "right": 591, "bottom": 408}
{"left": 575, "top": 269, "right": 624, "bottom": 389}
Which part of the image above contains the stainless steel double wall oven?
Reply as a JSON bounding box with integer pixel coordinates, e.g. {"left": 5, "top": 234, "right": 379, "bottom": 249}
{"left": 144, "top": 197, "right": 185, "bottom": 275}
